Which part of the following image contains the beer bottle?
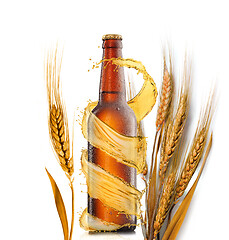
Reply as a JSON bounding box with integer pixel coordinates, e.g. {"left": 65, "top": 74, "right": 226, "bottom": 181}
{"left": 88, "top": 34, "right": 137, "bottom": 231}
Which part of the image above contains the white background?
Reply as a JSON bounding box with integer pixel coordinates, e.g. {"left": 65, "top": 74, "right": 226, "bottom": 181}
{"left": 0, "top": 0, "right": 228, "bottom": 239}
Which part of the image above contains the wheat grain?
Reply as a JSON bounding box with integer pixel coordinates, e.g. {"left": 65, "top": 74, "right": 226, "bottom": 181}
{"left": 160, "top": 119, "right": 172, "bottom": 173}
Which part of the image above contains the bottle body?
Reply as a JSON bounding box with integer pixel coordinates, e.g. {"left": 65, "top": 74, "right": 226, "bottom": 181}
{"left": 87, "top": 35, "right": 137, "bottom": 231}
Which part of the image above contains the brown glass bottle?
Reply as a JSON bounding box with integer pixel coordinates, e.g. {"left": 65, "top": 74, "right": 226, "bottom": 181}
{"left": 88, "top": 34, "right": 137, "bottom": 231}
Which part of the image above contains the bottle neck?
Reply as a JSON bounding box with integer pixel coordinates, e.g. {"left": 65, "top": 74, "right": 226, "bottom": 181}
{"left": 99, "top": 39, "right": 126, "bottom": 103}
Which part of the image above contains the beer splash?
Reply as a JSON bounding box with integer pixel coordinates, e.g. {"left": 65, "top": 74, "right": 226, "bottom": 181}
{"left": 81, "top": 149, "right": 142, "bottom": 216}
{"left": 82, "top": 103, "right": 147, "bottom": 173}
{"left": 80, "top": 57, "right": 157, "bottom": 231}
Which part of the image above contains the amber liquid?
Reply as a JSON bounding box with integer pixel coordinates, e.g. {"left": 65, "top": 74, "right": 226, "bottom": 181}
{"left": 88, "top": 38, "right": 137, "bottom": 231}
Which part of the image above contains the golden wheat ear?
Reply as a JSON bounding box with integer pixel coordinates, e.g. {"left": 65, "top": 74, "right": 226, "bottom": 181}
{"left": 46, "top": 48, "right": 74, "bottom": 178}
{"left": 162, "top": 133, "right": 213, "bottom": 240}
{"left": 151, "top": 172, "right": 176, "bottom": 240}
{"left": 175, "top": 91, "right": 214, "bottom": 202}
{"left": 159, "top": 61, "right": 191, "bottom": 182}
{"left": 156, "top": 51, "right": 173, "bottom": 132}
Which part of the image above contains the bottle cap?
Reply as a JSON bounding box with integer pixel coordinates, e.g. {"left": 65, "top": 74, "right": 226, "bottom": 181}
{"left": 102, "top": 34, "right": 122, "bottom": 40}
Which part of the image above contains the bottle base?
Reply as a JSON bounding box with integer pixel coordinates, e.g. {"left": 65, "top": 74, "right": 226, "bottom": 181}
{"left": 117, "top": 225, "right": 136, "bottom": 232}
{"left": 88, "top": 225, "right": 136, "bottom": 234}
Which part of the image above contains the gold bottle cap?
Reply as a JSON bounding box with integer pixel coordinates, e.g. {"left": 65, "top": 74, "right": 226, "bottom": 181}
{"left": 102, "top": 34, "right": 122, "bottom": 40}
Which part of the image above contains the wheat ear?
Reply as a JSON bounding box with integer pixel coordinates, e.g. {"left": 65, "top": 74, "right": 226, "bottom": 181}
{"left": 156, "top": 55, "right": 173, "bottom": 132}
{"left": 46, "top": 49, "right": 74, "bottom": 177}
{"left": 175, "top": 94, "right": 213, "bottom": 201}
{"left": 159, "top": 65, "right": 190, "bottom": 180}
{"left": 175, "top": 128, "right": 206, "bottom": 201}
{"left": 152, "top": 172, "right": 176, "bottom": 240}
{"left": 159, "top": 92, "right": 189, "bottom": 180}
